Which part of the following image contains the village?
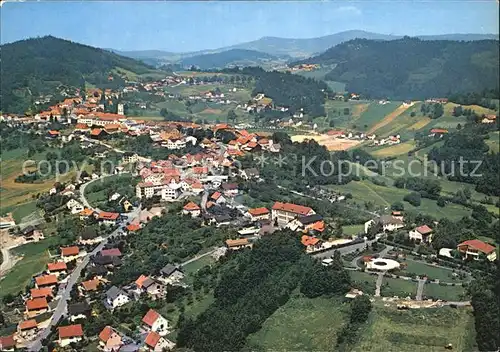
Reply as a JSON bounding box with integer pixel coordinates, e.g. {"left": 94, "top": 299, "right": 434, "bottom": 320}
{"left": 0, "top": 83, "right": 497, "bottom": 351}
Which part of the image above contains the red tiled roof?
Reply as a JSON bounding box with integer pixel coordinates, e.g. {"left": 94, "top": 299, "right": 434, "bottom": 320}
{"left": 90, "top": 128, "right": 104, "bottom": 136}
{"left": 79, "top": 208, "right": 94, "bottom": 217}
{"left": 30, "top": 287, "right": 53, "bottom": 299}
{"left": 48, "top": 262, "right": 67, "bottom": 271}
{"left": 75, "top": 123, "right": 89, "bottom": 130}
{"left": 19, "top": 319, "right": 38, "bottom": 330}
{"left": 310, "top": 220, "right": 325, "bottom": 232}
{"left": 104, "top": 123, "right": 121, "bottom": 130}
{"left": 301, "top": 235, "right": 320, "bottom": 246}
{"left": 248, "top": 207, "right": 269, "bottom": 216}
{"left": 183, "top": 202, "right": 200, "bottom": 211}
{"left": 416, "top": 225, "right": 433, "bottom": 235}
{"left": 61, "top": 246, "right": 79, "bottom": 256}
{"left": 458, "top": 239, "right": 495, "bottom": 254}
{"left": 0, "top": 335, "right": 15, "bottom": 349}
{"left": 142, "top": 309, "right": 160, "bottom": 327}
{"left": 272, "top": 202, "right": 313, "bottom": 216}
{"left": 58, "top": 324, "right": 84, "bottom": 339}
{"left": 126, "top": 224, "right": 141, "bottom": 232}
{"left": 101, "top": 248, "right": 122, "bottom": 257}
{"left": 35, "top": 274, "right": 58, "bottom": 287}
{"left": 135, "top": 274, "right": 149, "bottom": 288}
{"left": 99, "top": 326, "right": 113, "bottom": 342}
{"left": 98, "top": 212, "right": 119, "bottom": 220}
{"left": 430, "top": 128, "right": 448, "bottom": 134}
{"left": 226, "top": 238, "right": 249, "bottom": 247}
{"left": 48, "top": 130, "right": 60, "bottom": 135}
{"left": 81, "top": 279, "right": 100, "bottom": 291}
{"left": 26, "top": 297, "right": 48, "bottom": 311}
{"left": 211, "top": 191, "right": 222, "bottom": 200}
{"left": 145, "top": 331, "right": 161, "bottom": 348}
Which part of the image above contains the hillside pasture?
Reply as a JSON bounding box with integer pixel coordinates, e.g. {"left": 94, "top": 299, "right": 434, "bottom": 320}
{"left": 247, "top": 296, "right": 348, "bottom": 351}
{"left": 356, "top": 102, "right": 403, "bottom": 132}
{"left": 370, "top": 141, "right": 416, "bottom": 158}
{"left": 355, "top": 306, "right": 476, "bottom": 352}
{"left": 326, "top": 180, "right": 472, "bottom": 220}
{"left": 444, "top": 102, "right": 496, "bottom": 117}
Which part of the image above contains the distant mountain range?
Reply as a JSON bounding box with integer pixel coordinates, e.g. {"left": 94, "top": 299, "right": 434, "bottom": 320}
{"left": 111, "top": 30, "right": 499, "bottom": 64}
{"left": 295, "top": 37, "right": 499, "bottom": 100}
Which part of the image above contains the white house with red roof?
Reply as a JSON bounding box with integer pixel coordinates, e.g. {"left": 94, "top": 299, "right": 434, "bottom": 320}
{"left": 457, "top": 239, "right": 497, "bottom": 262}
{"left": 142, "top": 309, "right": 171, "bottom": 336}
{"left": 144, "top": 331, "right": 175, "bottom": 351}
{"left": 247, "top": 207, "right": 270, "bottom": 222}
{"left": 58, "top": 324, "right": 84, "bottom": 347}
{"left": 409, "top": 225, "right": 434, "bottom": 243}
{"left": 182, "top": 202, "right": 201, "bottom": 217}
{"left": 271, "top": 201, "right": 315, "bottom": 226}
{"left": 98, "top": 326, "right": 123, "bottom": 352}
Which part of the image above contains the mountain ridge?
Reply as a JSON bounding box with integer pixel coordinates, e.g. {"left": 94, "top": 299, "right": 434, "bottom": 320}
{"left": 110, "top": 30, "right": 499, "bottom": 62}
{"left": 295, "top": 37, "right": 499, "bottom": 100}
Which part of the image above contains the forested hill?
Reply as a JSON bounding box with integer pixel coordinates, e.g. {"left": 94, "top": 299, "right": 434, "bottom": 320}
{"left": 180, "top": 49, "right": 280, "bottom": 69}
{"left": 1, "top": 36, "right": 160, "bottom": 113}
{"left": 295, "top": 37, "right": 499, "bottom": 100}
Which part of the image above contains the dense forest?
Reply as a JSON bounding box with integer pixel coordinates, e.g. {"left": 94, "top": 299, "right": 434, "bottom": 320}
{"left": 181, "top": 49, "right": 278, "bottom": 70}
{"left": 176, "top": 233, "right": 351, "bottom": 351}
{"left": 448, "top": 88, "right": 499, "bottom": 110}
{"left": 295, "top": 37, "right": 499, "bottom": 99}
{"left": 241, "top": 67, "right": 329, "bottom": 117}
{"left": 1, "top": 36, "right": 159, "bottom": 113}
{"left": 427, "top": 124, "right": 500, "bottom": 196}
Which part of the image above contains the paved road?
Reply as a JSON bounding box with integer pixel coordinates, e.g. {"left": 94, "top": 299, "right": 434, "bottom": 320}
{"left": 0, "top": 246, "right": 14, "bottom": 276}
{"left": 180, "top": 248, "right": 217, "bottom": 267}
{"left": 27, "top": 191, "right": 140, "bottom": 351}
{"left": 416, "top": 279, "right": 426, "bottom": 301}
{"left": 375, "top": 273, "right": 384, "bottom": 297}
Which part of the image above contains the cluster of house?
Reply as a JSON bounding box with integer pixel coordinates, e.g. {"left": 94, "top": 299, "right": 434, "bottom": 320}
{"left": 364, "top": 212, "right": 497, "bottom": 262}
{"left": 182, "top": 199, "right": 329, "bottom": 253}
{"left": 326, "top": 129, "right": 377, "bottom": 141}
{"left": 290, "top": 64, "right": 320, "bottom": 72}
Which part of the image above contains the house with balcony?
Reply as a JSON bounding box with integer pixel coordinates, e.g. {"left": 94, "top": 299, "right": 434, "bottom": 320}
{"left": 457, "top": 239, "right": 497, "bottom": 262}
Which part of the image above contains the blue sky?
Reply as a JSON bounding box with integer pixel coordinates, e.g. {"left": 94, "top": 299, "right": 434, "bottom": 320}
{"left": 1, "top": 1, "right": 498, "bottom": 52}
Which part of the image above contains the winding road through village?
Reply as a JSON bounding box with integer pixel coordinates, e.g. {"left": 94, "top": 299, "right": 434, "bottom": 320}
{"left": 26, "top": 177, "right": 140, "bottom": 351}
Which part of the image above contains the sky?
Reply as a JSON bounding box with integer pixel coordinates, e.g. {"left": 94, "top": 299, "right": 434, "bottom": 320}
{"left": 1, "top": 1, "right": 498, "bottom": 52}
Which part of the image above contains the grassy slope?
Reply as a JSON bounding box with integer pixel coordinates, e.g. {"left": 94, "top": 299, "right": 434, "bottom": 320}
{"left": 247, "top": 295, "right": 348, "bottom": 351}
{"left": 355, "top": 306, "right": 476, "bottom": 352}
{"left": 0, "top": 238, "right": 56, "bottom": 297}
{"left": 0, "top": 147, "right": 71, "bottom": 212}
{"left": 327, "top": 180, "right": 472, "bottom": 220}
{"left": 356, "top": 102, "right": 403, "bottom": 132}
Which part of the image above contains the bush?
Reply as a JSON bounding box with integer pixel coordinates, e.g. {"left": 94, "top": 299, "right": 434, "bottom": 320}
{"left": 403, "top": 192, "right": 421, "bottom": 206}
{"left": 437, "top": 197, "right": 446, "bottom": 207}
{"left": 391, "top": 202, "right": 404, "bottom": 211}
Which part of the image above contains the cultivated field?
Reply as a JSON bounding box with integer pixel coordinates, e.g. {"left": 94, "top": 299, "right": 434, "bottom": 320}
{"left": 367, "top": 103, "right": 413, "bottom": 135}
{"left": 370, "top": 141, "right": 416, "bottom": 158}
{"left": 291, "top": 134, "right": 362, "bottom": 151}
{"left": 355, "top": 102, "right": 404, "bottom": 132}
